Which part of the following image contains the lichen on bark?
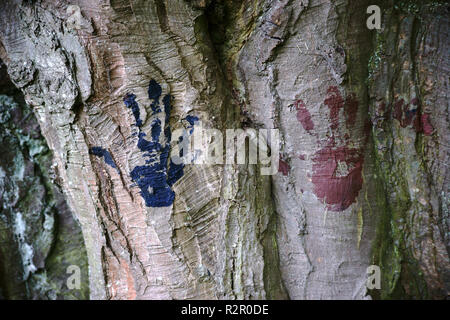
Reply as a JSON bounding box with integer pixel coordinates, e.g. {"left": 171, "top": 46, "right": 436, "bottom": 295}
{"left": 0, "top": 61, "right": 89, "bottom": 299}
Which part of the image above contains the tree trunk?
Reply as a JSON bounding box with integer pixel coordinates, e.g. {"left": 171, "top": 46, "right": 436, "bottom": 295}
{"left": 0, "top": 60, "right": 89, "bottom": 299}
{"left": 0, "top": 0, "right": 448, "bottom": 299}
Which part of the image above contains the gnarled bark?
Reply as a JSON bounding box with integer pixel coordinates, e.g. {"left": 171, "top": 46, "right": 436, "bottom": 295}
{"left": 0, "top": 0, "right": 448, "bottom": 299}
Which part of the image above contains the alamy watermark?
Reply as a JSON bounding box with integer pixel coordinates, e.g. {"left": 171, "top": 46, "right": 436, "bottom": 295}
{"left": 66, "top": 265, "right": 81, "bottom": 290}
{"left": 170, "top": 121, "right": 280, "bottom": 176}
{"left": 366, "top": 265, "right": 381, "bottom": 290}
{"left": 367, "top": 5, "right": 381, "bottom": 30}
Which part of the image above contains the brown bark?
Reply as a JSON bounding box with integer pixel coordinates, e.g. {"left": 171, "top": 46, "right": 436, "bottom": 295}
{"left": 0, "top": 0, "right": 448, "bottom": 299}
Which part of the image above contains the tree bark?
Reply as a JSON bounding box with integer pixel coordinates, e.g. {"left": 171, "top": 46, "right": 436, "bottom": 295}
{"left": 0, "top": 0, "right": 448, "bottom": 299}
{"left": 0, "top": 59, "right": 89, "bottom": 299}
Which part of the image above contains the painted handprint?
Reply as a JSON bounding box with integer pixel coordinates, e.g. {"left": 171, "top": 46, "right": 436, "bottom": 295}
{"left": 378, "top": 97, "right": 433, "bottom": 136}
{"left": 294, "top": 86, "right": 369, "bottom": 212}
{"left": 90, "top": 79, "right": 196, "bottom": 207}
{"left": 292, "top": 86, "right": 434, "bottom": 212}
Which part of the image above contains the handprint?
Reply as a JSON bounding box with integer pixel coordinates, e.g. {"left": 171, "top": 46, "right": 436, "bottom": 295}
{"left": 292, "top": 86, "right": 434, "bottom": 212}
{"left": 388, "top": 97, "right": 433, "bottom": 136}
{"left": 294, "top": 86, "right": 369, "bottom": 212}
{"left": 91, "top": 79, "right": 196, "bottom": 207}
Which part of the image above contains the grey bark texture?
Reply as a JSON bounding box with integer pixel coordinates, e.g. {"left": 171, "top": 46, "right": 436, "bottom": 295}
{"left": 0, "top": 0, "right": 448, "bottom": 299}
{"left": 0, "top": 61, "right": 89, "bottom": 299}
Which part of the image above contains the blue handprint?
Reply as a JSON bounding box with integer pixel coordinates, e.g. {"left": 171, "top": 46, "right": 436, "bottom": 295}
{"left": 90, "top": 79, "right": 197, "bottom": 207}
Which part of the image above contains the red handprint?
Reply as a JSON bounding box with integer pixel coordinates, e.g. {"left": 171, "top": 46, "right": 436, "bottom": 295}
{"left": 294, "top": 86, "right": 369, "bottom": 212}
